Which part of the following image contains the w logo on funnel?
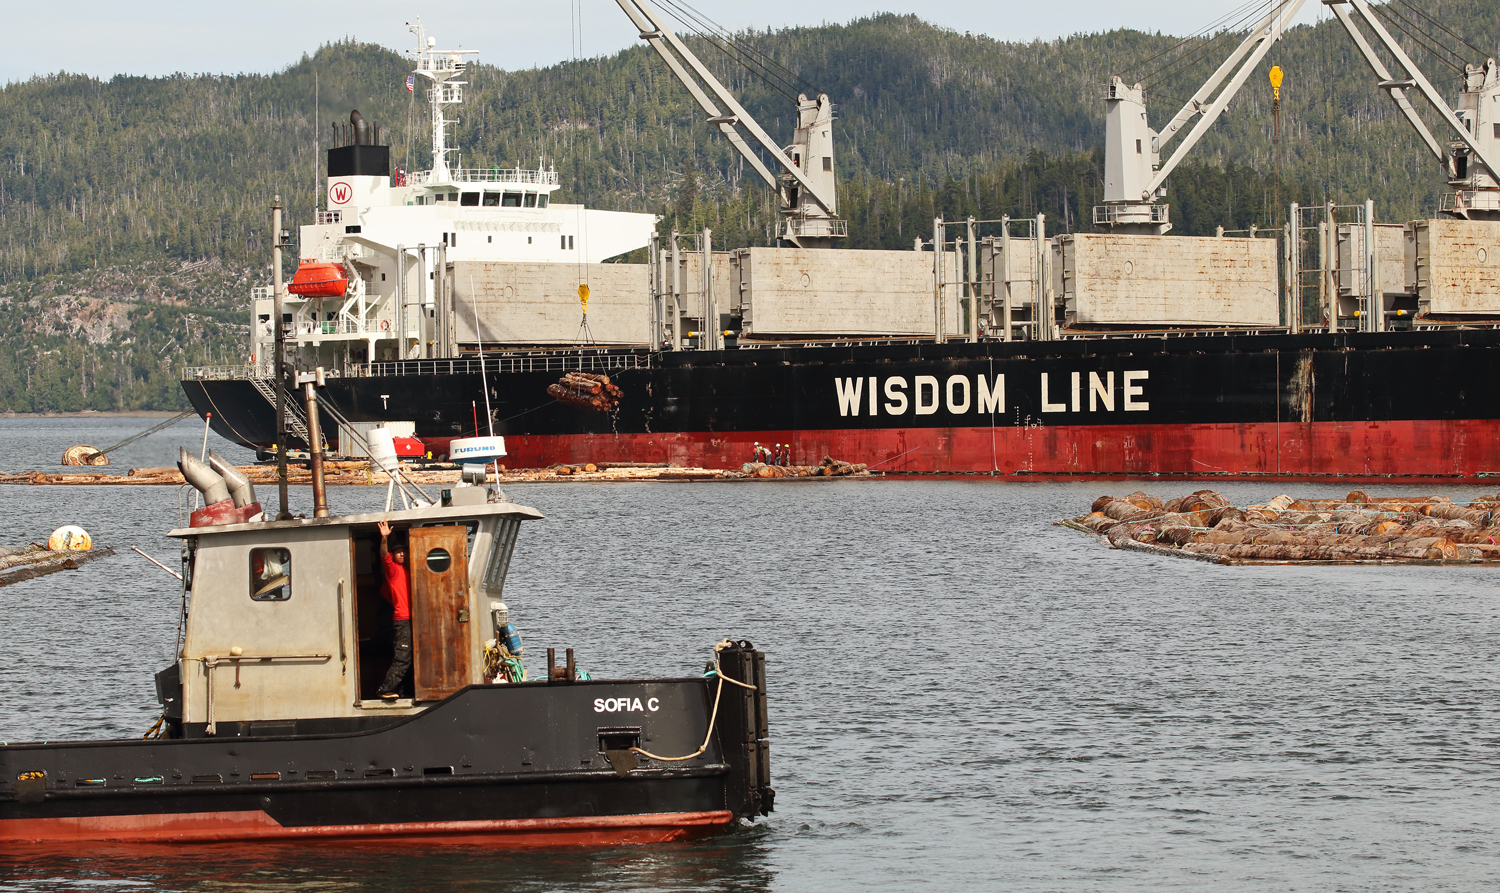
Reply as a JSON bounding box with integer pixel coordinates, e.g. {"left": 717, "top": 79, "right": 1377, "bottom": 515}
{"left": 329, "top": 182, "right": 354, "bottom": 205}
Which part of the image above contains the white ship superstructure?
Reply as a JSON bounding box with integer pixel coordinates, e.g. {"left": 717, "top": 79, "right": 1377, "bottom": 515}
{"left": 252, "top": 20, "right": 657, "bottom": 371}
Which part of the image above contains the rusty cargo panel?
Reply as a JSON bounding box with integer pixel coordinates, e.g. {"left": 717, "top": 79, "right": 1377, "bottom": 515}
{"left": 453, "top": 261, "right": 651, "bottom": 345}
{"left": 1411, "top": 218, "right": 1500, "bottom": 315}
{"left": 1059, "top": 234, "right": 1280, "bottom": 326}
{"left": 735, "top": 247, "right": 955, "bottom": 337}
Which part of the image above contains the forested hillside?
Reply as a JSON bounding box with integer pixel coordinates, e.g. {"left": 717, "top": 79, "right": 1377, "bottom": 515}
{"left": 1, "top": 3, "right": 1497, "bottom": 411}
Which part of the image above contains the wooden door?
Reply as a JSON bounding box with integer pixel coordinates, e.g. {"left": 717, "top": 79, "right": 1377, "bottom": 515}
{"left": 408, "top": 526, "right": 472, "bottom": 701}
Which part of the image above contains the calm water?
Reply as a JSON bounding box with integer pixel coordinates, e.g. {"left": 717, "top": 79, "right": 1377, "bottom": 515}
{"left": 2, "top": 418, "right": 1499, "bottom": 891}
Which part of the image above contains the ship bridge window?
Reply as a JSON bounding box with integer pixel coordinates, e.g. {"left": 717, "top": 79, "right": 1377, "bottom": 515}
{"left": 482, "top": 192, "right": 500, "bottom": 207}
{"left": 537, "top": 194, "right": 549, "bottom": 209}
{"left": 524, "top": 193, "right": 538, "bottom": 208}
{"left": 460, "top": 192, "right": 481, "bottom": 207}
{"left": 250, "top": 548, "right": 292, "bottom": 601}
{"left": 503, "top": 192, "right": 522, "bottom": 208}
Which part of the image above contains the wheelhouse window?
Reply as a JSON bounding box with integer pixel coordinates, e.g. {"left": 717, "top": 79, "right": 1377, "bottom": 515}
{"left": 482, "top": 192, "right": 500, "bottom": 207}
{"left": 537, "top": 194, "right": 549, "bottom": 209}
{"left": 523, "top": 193, "right": 538, "bottom": 208}
{"left": 250, "top": 548, "right": 292, "bottom": 601}
{"left": 502, "top": 192, "right": 522, "bottom": 207}
{"left": 460, "top": 192, "right": 480, "bottom": 207}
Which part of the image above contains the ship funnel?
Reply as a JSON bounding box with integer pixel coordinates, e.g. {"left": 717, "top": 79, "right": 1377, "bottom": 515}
{"left": 208, "top": 450, "right": 257, "bottom": 508}
{"left": 351, "top": 109, "right": 370, "bottom": 146}
{"left": 179, "top": 448, "right": 231, "bottom": 505}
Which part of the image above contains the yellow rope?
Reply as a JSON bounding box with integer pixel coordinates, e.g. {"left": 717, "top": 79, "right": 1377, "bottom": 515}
{"left": 629, "top": 639, "right": 756, "bottom": 762}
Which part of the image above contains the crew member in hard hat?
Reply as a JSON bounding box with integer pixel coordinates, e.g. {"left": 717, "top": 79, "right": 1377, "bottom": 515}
{"left": 376, "top": 520, "right": 411, "bottom": 700}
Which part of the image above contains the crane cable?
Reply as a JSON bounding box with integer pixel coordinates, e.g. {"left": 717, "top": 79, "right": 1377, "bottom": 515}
{"left": 1135, "top": 0, "right": 1271, "bottom": 88}
{"left": 657, "top": 0, "right": 821, "bottom": 95}
{"left": 1368, "top": 3, "right": 1466, "bottom": 75}
{"left": 653, "top": 0, "right": 822, "bottom": 102}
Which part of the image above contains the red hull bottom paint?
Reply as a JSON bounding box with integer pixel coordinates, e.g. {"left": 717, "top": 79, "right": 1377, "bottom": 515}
{"left": 0, "top": 810, "right": 735, "bottom": 847}
{"left": 478, "top": 419, "right": 1500, "bottom": 482}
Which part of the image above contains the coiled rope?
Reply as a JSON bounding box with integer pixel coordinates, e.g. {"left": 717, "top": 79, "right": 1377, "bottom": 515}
{"left": 630, "top": 638, "right": 757, "bottom": 763}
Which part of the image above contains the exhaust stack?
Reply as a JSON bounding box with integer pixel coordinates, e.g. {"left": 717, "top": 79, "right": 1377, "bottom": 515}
{"left": 208, "top": 450, "right": 257, "bottom": 508}
{"left": 178, "top": 448, "right": 231, "bottom": 505}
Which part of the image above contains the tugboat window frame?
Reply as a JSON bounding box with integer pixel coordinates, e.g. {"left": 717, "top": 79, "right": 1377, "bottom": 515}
{"left": 502, "top": 192, "right": 522, "bottom": 208}
{"left": 250, "top": 547, "right": 292, "bottom": 602}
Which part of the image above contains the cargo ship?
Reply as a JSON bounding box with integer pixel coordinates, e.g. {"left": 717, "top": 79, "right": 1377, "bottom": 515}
{"left": 182, "top": 4, "right": 1500, "bottom": 482}
{"left": 0, "top": 402, "right": 772, "bottom": 845}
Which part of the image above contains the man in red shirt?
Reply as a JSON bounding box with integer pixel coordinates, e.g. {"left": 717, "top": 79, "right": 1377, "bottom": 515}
{"left": 376, "top": 521, "right": 411, "bottom": 701}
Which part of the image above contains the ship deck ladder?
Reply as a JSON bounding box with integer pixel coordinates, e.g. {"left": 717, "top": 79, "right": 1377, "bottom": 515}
{"left": 248, "top": 377, "right": 313, "bottom": 447}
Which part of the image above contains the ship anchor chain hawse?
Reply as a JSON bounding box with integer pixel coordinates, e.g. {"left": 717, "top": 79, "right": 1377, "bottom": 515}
{"left": 0, "top": 357, "right": 772, "bottom": 845}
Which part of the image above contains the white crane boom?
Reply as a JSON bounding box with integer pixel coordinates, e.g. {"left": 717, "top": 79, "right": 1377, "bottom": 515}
{"left": 1146, "top": 0, "right": 1308, "bottom": 197}
{"left": 1098, "top": 0, "right": 1306, "bottom": 233}
{"left": 1328, "top": 0, "right": 1500, "bottom": 218}
{"left": 613, "top": 0, "right": 844, "bottom": 244}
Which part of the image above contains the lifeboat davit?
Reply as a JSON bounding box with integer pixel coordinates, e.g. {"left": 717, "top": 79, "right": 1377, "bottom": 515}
{"left": 288, "top": 261, "right": 349, "bottom": 298}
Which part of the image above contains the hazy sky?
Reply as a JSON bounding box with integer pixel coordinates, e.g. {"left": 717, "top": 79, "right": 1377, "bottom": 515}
{"left": 4, "top": 1, "right": 1330, "bottom": 84}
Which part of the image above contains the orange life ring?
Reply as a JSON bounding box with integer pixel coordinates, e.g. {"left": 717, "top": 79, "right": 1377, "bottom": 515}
{"left": 381, "top": 319, "right": 391, "bottom": 331}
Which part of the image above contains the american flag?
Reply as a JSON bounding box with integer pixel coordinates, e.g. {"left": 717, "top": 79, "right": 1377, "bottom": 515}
{"left": 406, "top": 75, "right": 415, "bottom": 92}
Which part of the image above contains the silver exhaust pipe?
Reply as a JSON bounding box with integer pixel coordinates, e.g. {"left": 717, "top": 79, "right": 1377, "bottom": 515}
{"left": 179, "top": 448, "right": 232, "bottom": 505}
{"left": 208, "top": 450, "right": 257, "bottom": 508}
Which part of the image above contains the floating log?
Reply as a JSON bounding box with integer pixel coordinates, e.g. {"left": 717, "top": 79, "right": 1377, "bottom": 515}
{"left": 1065, "top": 489, "right": 1500, "bottom": 564}
{"left": 0, "top": 545, "right": 116, "bottom": 587}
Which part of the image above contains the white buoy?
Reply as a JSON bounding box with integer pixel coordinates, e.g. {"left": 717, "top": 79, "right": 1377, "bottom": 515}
{"left": 48, "top": 525, "right": 93, "bottom": 552}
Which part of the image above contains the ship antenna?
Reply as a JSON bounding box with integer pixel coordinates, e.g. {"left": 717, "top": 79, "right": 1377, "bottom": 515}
{"left": 471, "top": 276, "right": 494, "bottom": 437}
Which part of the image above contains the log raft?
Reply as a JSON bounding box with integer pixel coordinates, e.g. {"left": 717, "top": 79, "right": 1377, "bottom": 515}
{"left": 1065, "top": 489, "right": 1500, "bottom": 565}
{"left": 0, "top": 545, "right": 116, "bottom": 588}
{"left": 0, "top": 455, "right": 877, "bottom": 487}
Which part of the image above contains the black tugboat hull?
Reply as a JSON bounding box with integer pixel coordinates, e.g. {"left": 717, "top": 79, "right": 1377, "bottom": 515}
{"left": 0, "top": 677, "right": 771, "bottom": 846}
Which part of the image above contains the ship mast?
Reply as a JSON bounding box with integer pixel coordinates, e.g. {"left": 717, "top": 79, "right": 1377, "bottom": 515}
{"left": 407, "top": 19, "right": 478, "bottom": 184}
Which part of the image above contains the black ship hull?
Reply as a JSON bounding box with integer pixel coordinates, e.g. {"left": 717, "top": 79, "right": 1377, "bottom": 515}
{"left": 184, "top": 328, "right": 1500, "bottom": 481}
{"left": 0, "top": 676, "right": 772, "bottom": 846}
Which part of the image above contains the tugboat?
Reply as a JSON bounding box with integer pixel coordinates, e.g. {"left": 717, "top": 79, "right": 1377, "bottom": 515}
{"left": 0, "top": 379, "right": 771, "bottom": 845}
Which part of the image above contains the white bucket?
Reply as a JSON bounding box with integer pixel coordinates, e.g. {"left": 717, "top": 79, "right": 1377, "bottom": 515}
{"left": 367, "top": 426, "right": 401, "bottom": 473}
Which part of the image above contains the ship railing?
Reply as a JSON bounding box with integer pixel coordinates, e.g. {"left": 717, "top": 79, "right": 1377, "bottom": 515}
{"left": 354, "top": 352, "right": 652, "bottom": 378}
{"left": 783, "top": 217, "right": 848, "bottom": 239}
{"left": 1093, "top": 203, "right": 1170, "bottom": 225}
{"left": 406, "top": 168, "right": 560, "bottom": 187}
{"left": 1440, "top": 190, "right": 1500, "bottom": 214}
{"left": 295, "top": 319, "right": 367, "bottom": 336}
{"left": 183, "top": 363, "right": 276, "bottom": 381}
{"left": 315, "top": 210, "right": 343, "bottom": 225}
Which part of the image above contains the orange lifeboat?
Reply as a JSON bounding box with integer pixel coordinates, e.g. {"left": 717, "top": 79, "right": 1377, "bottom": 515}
{"left": 288, "top": 261, "right": 349, "bottom": 298}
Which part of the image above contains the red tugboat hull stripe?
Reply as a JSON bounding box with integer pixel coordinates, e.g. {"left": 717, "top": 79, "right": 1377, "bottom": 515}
{"left": 0, "top": 809, "right": 735, "bottom": 846}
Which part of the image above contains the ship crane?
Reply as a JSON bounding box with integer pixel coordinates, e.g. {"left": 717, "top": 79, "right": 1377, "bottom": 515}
{"left": 1325, "top": 0, "right": 1500, "bottom": 220}
{"left": 613, "top": 0, "right": 846, "bottom": 248}
{"left": 1098, "top": 0, "right": 1309, "bottom": 234}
